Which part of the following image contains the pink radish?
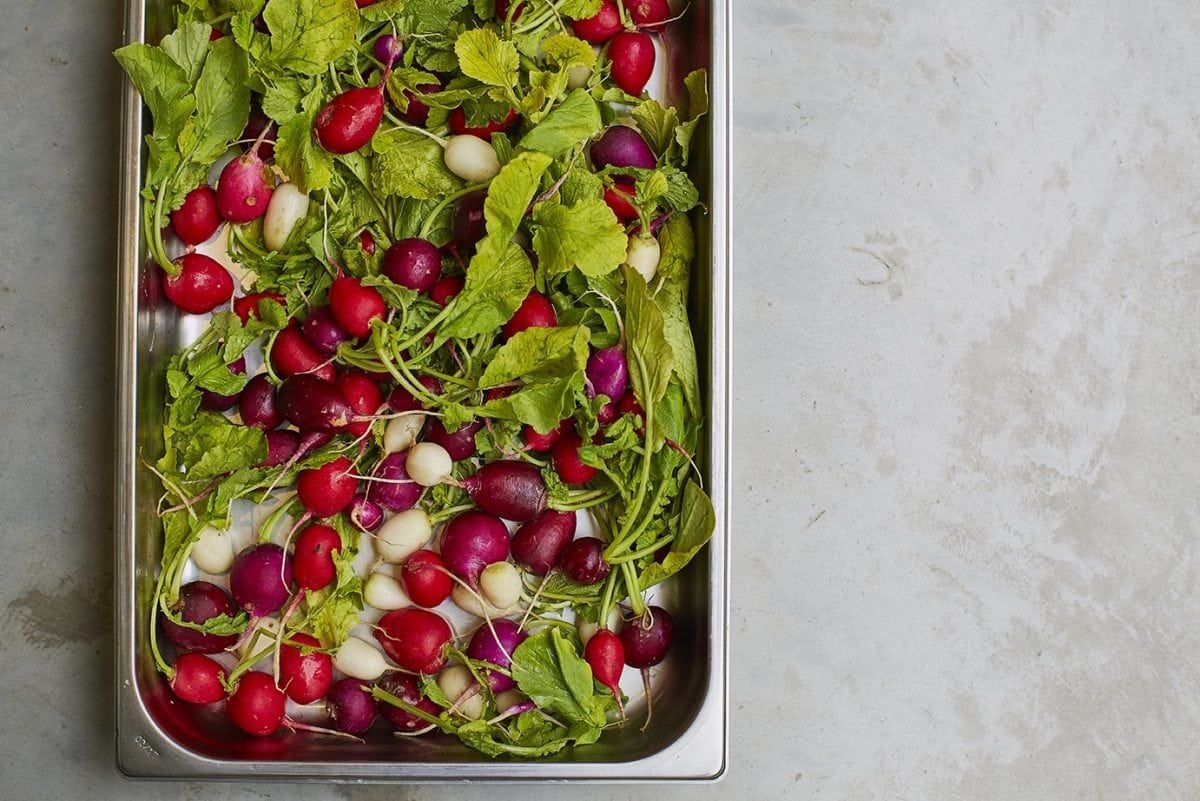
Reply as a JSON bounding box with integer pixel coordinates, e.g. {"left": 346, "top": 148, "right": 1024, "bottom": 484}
{"left": 466, "top": 619, "right": 528, "bottom": 692}
{"left": 460, "top": 460, "right": 547, "bottom": 521}
{"left": 216, "top": 138, "right": 274, "bottom": 223}
{"left": 348, "top": 493, "right": 384, "bottom": 532}
{"left": 227, "top": 671, "right": 287, "bottom": 736}
{"left": 278, "top": 632, "right": 333, "bottom": 704}
{"left": 230, "top": 543, "right": 294, "bottom": 616}
{"left": 296, "top": 456, "right": 358, "bottom": 518}
{"left": 171, "top": 185, "right": 220, "bottom": 245}
{"left": 170, "top": 653, "right": 228, "bottom": 704}
{"left": 511, "top": 509, "right": 576, "bottom": 575}
{"left": 374, "top": 608, "right": 452, "bottom": 674}
{"left": 292, "top": 523, "right": 341, "bottom": 591}
{"left": 501, "top": 291, "right": 557, "bottom": 338}
{"left": 163, "top": 254, "right": 234, "bottom": 314}
{"left": 328, "top": 276, "right": 386, "bottom": 338}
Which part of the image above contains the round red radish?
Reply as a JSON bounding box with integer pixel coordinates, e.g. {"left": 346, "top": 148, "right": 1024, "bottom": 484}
{"left": 277, "top": 374, "right": 353, "bottom": 432}
{"left": 163, "top": 254, "right": 234, "bottom": 314}
{"left": 523, "top": 420, "right": 570, "bottom": 452}
{"left": 460, "top": 460, "right": 546, "bottom": 521}
{"left": 200, "top": 356, "right": 246, "bottom": 412}
{"left": 603, "top": 178, "right": 638, "bottom": 222}
{"left": 628, "top": 0, "right": 671, "bottom": 25}
{"left": 296, "top": 456, "right": 357, "bottom": 518}
{"left": 400, "top": 549, "right": 452, "bottom": 608}
{"left": 271, "top": 327, "right": 335, "bottom": 381}
{"left": 335, "top": 370, "right": 384, "bottom": 437}
{"left": 161, "top": 581, "right": 238, "bottom": 653}
{"left": 374, "top": 608, "right": 452, "bottom": 674}
{"left": 609, "top": 32, "right": 656, "bottom": 96}
{"left": 561, "top": 537, "right": 610, "bottom": 584}
{"left": 230, "top": 543, "right": 294, "bottom": 616}
{"left": 448, "top": 107, "right": 518, "bottom": 140}
{"left": 171, "top": 185, "right": 220, "bottom": 245}
{"left": 502, "top": 291, "right": 557, "bottom": 338}
{"left": 591, "top": 125, "right": 657, "bottom": 170}
{"left": 440, "top": 510, "right": 510, "bottom": 586}
{"left": 359, "top": 229, "right": 377, "bottom": 255}
{"left": 453, "top": 191, "right": 488, "bottom": 252}
{"left": 368, "top": 451, "right": 423, "bottom": 512}
{"left": 327, "top": 677, "right": 378, "bottom": 734}
{"left": 430, "top": 275, "right": 464, "bottom": 307}
{"left": 619, "top": 605, "right": 673, "bottom": 667}
{"left": 465, "top": 619, "right": 528, "bottom": 692}
{"left": 572, "top": 0, "right": 623, "bottom": 43}
{"left": 617, "top": 392, "right": 643, "bottom": 419}
{"left": 314, "top": 85, "right": 386, "bottom": 155}
{"left": 216, "top": 149, "right": 274, "bottom": 223}
{"left": 227, "top": 671, "right": 286, "bottom": 736}
{"left": 383, "top": 238, "right": 442, "bottom": 293}
{"left": 278, "top": 632, "right": 333, "bottom": 704}
{"left": 585, "top": 628, "right": 625, "bottom": 703}
{"left": 261, "top": 429, "right": 300, "bottom": 466}
{"left": 239, "top": 374, "right": 283, "bottom": 430}
{"left": 596, "top": 400, "right": 618, "bottom": 425}
{"left": 424, "top": 417, "right": 482, "bottom": 461}
{"left": 395, "top": 82, "right": 440, "bottom": 127}
{"left": 170, "top": 653, "right": 228, "bottom": 704}
{"left": 552, "top": 430, "right": 599, "bottom": 485}
{"left": 511, "top": 509, "right": 577, "bottom": 575}
{"left": 376, "top": 671, "right": 440, "bottom": 731}
{"left": 292, "top": 523, "right": 342, "bottom": 591}
{"left": 234, "top": 291, "right": 286, "bottom": 323}
{"left": 388, "top": 375, "right": 443, "bottom": 413}
{"left": 301, "top": 306, "right": 351, "bottom": 356}
{"left": 329, "top": 277, "right": 386, "bottom": 338}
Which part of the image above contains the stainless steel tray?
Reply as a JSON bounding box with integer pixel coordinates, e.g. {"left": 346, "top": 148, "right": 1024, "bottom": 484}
{"left": 115, "top": 0, "right": 731, "bottom": 782}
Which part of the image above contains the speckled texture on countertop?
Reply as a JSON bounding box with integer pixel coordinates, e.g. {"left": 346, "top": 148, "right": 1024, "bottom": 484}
{"left": 3, "top": 1, "right": 1200, "bottom": 799}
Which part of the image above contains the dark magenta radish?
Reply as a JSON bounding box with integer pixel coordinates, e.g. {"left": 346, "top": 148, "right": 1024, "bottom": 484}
{"left": 301, "top": 306, "right": 351, "bottom": 356}
{"left": 400, "top": 549, "right": 452, "bottom": 608}
{"left": 448, "top": 107, "right": 518, "bottom": 140}
{"left": 395, "top": 82, "right": 440, "bottom": 127}
{"left": 523, "top": 420, "right": 570, "bottom": 452}
{"left": 171, "top": 185, "right": 220, "bottom": 245}
{"left": 466, "top": 619, "right": 528, "bottom": 692}
{"left": 511, "top": 509, "right": 577, "bottom": 575}
{"left": 233, "top": 290, "right": 286, "bottom": 323}
{"left": 383, "top": 238, "right": 442, "bottom": 293}
{"left": 553, "top": 430, "right": 598, "bottom": 485}
{"left": 374, "top": 33, "right": 404, "bottom": 65}
{"left": 348, "top": 493, "right": 383, "bottom": 532}
{"left": 374, "top": 608, "right": 453, "bottom": 674}
{"left": 603, "top": 178, "right": 639, "bottom": 222}
{"left": 628, "top": 0, "right": 671, "bottom": 25}
{"left": 161, "top": 581, "right": 238, "bottom": 653}
{"left": 376, "top": 671, "right": 441, "bottom": 731}
{"left": 293, "top": 523, "right": 342, "bottom": 591}
{"left": 241, "top": 104, "right": 276, "bottom": 160}
{"left": 239, "top": 374, "right": 283, "bottom": 430}
{"left": 227, "top": 671, "right": 287, "bottom": 736}
{"left": 368, "top": 451, "right": 423, "bottom": 512}
{"left": 620, "top": 605, "right": 673, "bottom": 668}
{"left": 335, "top": 370, "right": 384, "bottom": 437}
{"left": 388, "top": 375, "right": 442, "bottom": 413}
{"left": 170, "top": 653, "right": 228, "bottom": 704}
{"left": 230, "top": 543, "right": 293, "bottom": 616}
{"left": 295, "top": 430, "right": 334, "bottom": 460}
{"left": 560, "top": 537, "right": 610, "bottom": 585}
{"left": 271, "top": 327, "right": 335, "bottom": 381}
{"left": 617, "top": 392, "right": 643, "bottom": 419}
{"left": 329, "top": 276, "right": 386, "bottom": 338}
{"left": 200, "top": 356, "right": 246, "bottom": 412}
{"left": 359, "top": 229, "right": 377, "bottom": 255}
{"left": 584, "top": 628, "right": 625, "bottom": 709}
{"left": 440, "top": 510, "right": 510, "bottom": 586}
{"left": 591, "top": 125, "right": 657, "bottom": 170}
{"left": 424, "top": 417, "right": 482, "bottom": 461}
{"left": 609, "top": 32, "right": 656, "bottom": 96}
{"left": 216, "top": 145, "right": 274, "bottom": 223}
{"left": 163, "top": 254, "right": 234, "bottom": 314}
{"left": 314, "top": 83, "right": 387, "bottom": 155}
{"left": 572, "top": 0, "right": 623, "bottom": 43}
{"left": 460, "top": 460, "right": 547, "bottom": 521}
{"left": 261, "top": 429, "right": 300, "bottom": 466}
{"left": 495, "top": 0, "right": 524, "bottom": 21}
{"left": 453, "top": 191, "right": 488, "bottom": 252}
{"left": 586, "top": 346, "right": 629, "bottom": 401}
{"left": 501, "top": 291, "right": 557, "bottom": 338}
{"left": 296, "top": 456, "right": 358, "bottom": 518}
{"left": 327, "top": 677, "right": 378, "bottom": 734}
{"left": 277, "top": 374, "right": 353, "bottom": 432}
{"left": 596, "top": 400, "right": 618, "bottom": 425}
{"left": 430, "top": 275, "right": 464, "bottom": 307}
{"left": 278, "top": 632, "right": 333, "bottom": 704}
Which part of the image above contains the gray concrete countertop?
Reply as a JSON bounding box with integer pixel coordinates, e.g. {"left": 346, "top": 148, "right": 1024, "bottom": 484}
{"left": 3, "top": 1, "right": 1198, "bottom": 798}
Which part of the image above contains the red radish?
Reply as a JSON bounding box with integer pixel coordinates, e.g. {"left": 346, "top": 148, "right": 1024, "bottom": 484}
{"left": 359, "top": 229, "right": 377, "bottom": 255}
{"left": 628, "top": 0, "right": 671, "bottom": 25}
{"left": 400, "top": 549, "right": 453, "bottom": 608}
{"left": 484, "top": 386, "right": 514, "bottom": 403}
{"left": 209, "top": 28, "right": 224, "bottom": 42}
{"left": 617, "top": 392, "right": 643, "bottom": 419}
{"left": 292, "top": 523, "right": 342, "bottom": 591}
{"left": 336, "top": 370, "right": 384, "bottom": 437}
{"left": 440, "top": 511, "right": 510, "bottom": 586}
{"left": 327, "top": 677, "right": 378, "bottom": 734}
{"left": 523, "top": 420, "right": 570, "bottom": 452}
{"left": 383, "top": 238, "right": 442, "bottom": 293}
{"left": 277, "top": 374, "right": 353, "bottom": 432}
{"left": 355, "top": 0, "right": 375, "bottom": 6}
{"left": 374, "top": 608, "right": 452, "bottom": 674}
{"left": 502, "top": 291, "right": 557, "bottom": 338}
{"left": 369, "top": 451, "right": 423, "bottom": 512}
{"left": 161, "top": 581, "right": 238, "bottom": 653}
{"left": 241, "top": 105, "right": 276, "bottom": 160}
{"left": 596, "top": 400, "right": 618, "bottom": 425}
{"left": 395, "top": 82, "right": 440, "bottom": 127}
{"left": 424, "top": 417, "right": 482, "bottom": 461}
{"left": 216, "top": 142, "right": 274, "bottom": 223}
{"left": 328, "top": 277, "right": 386, "bottom": 338}
{"left": 603, "top": 178, "right": 639, "bottom": 222}
{"left": 294, "top": 430, "right": 334, "bottom": 460}
{"left": 584, "top": 628, "right": 625, "bottom": 709}
{"left": 296, "top": 456, "right": 358, "bottom": 518}
{"left": 560, "top": 537, "right": 611, "bottom": 584}
{"left": 301, "top": 306, "right": 351, "bottom": 355}
{"left": 511, "top": 509, "right": 577, "bottom": 575}
{"left": 261, "top": 429, "right": 300, "bottom": 466}
{"left": 171, "top": 185, "right": 220, "bottom": 245}
{"left": 230, "top": 544, "right": 294, "bottom": 616}
{"left": 430, "top": 275, "right": 464, "bottom": 307}
{"left": 163, "top": 254, "right": 234, "bottom": 314}
{"left": 591, "top": 125, "right": 657, "bottom": 170}
{"left": 239, "top": 374, "right": 283, "bottom": 430}
{"left": 271, "top": 327, "right": 335, "bottom": 381}
{"left": 376, "top": 671, "right": 441, "bottom": 731}
{"left": 227, "top": 671, "right": 287, "bottom": 736}
{"left": 553, "top": 430, "right": 599, "bottom": 485}
{"left": 170, "top": 653, "right": 228, "bottom": 704}
{"left": 586, "top": 346, "right": 629, "bottom": 400}
{"left": 234, "top": 291, "right": 286, "bottom": 323}
{"left": 314, "top": 81, "right": 387, "bottom": 155}
{"left": 278, "top": 632, "right": 333, "bottom": 704}
{"left": 572, "top": 0, "right": 623, "bottom": 43}
{"left": 460, "top": 460, "right": 547, "bottom": 521}
{"left": 388, "top": 375, "right": 442, "bottom": 413}
{"left": 199, "top": 356, "right": 246, "bottom": 412}
{"left": 495, "top": 0, "right": 524, "bottom": 21}
{"left": 609, "top": 32, "right": 656, "bottom": 96}
{"left": 453, "top": 191, "right": 488, "bottom": 252}
{"left": 448, "top": 107, "right": 518, "bottom": 140}
{"left": 348, "top": 493, "right": 384, "bottom": 532}
{"left": 466, "top": 619, "right": 528, "bottom": 691}
{"left": 620, "top": 605, "right": 673, "bottom": 667}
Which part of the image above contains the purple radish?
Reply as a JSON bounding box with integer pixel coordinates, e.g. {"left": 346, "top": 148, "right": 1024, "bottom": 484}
{"left": 375, "top": 672, "right": 441, "bottom": 732}
{"left": 277, "top": 374, "right": 353, "bottom": 432}
{"left": 453, "top": 191, "right": 488, "bottom": 252}
{"left": 465, "top": 619, "right": 528, "bottom": 692}
{"left": 424, "top": 417, "right": 482, "bottom": 461}
{"left": 200, "top": 356, "right": 247, "bottom": 412}
{"left": 460, "top": 460, "right": 547, "bottom": 522}
{"left": 369, "top": 451, "right": 423, "bottom": 512}
{"left": 561, "top": 537, "right": 610, "bottom": 585}
{"left": 294, "top": 430, "right": 334, "bottom": 460}
{"left": 620, "top": 606, "right": 673, "bottom": 668}
{"left": 590, "top": 125, "right": 657, "bottom": 170}
{"left": 374, "top": 34, "right": 404, "bottom": 66}
{"left": 382, "top": 238, "right": 442, "bottom": 293}
{"left": 239, "top": 374, "right": 283, "bottom": 430}
{"left": 326, "top": 677, "right": 378, "bottom": 734}
{"left": 261, "top": 429, "right": 300, "bottom": 467}
{"left": 161, "top": 581, "right": 238, "bottom": 654}
{"left": 349, "top": 493, "right": 384, "bottom": 532}
{"left": 511, "top": 510, "right": 577, "bottom": 575}
{"left": 230, "top": 543, "right": 294, "bottom": 616}
{"left": 440, "top": 510, "right": 510, "bottom": 586}
{"left": 301, "top": 306, "right": 351, "bottom": 356}
{"left": 586, "top": 346, "right": 628, "bottom": 401}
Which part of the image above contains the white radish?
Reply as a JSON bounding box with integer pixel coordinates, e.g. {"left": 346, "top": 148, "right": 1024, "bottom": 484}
{"left": 192, "top": 525, "right": 234, "bottom": 574}
{"left": 374, "top": 508, "right": 433, "bottom": 563}
{"left": 566, "top": 64, "right": 592, "bottom": 89}
{"left": 406, "top": 442, "right": 454, "bottom": 486}
{"left": 444, "top": 135, "right": 501, "bottom": 182}
{"left": 334, "top": 636, "right": 389, "bottom": 680}
{"left": 577, "top": 607, "right": 621, "bottom": 646}
{"left": 364, "top": 571, "right": 412, "bottom": 611}
{"left": 238, "top": 616, "right": 281, "bottom": 660}
{"left": 479, "top": 561, "right": 522, "bottom": 610}
{"left": 262, "top": 182, "right": 310, "bottom": 251}
{"left": 384, "top": 414, "right": 424, "bottom": 454}
{"left": 494, "top": 689, "right": 527, "bottom": 712}
{"left": 452, "top": 583, "right": 518, "bottom": 619}
{"left": 625, "top": 233, "right": 661, "bottom": 282}
{"left": 438, "top": 665, "right": 484, "bottom": 720}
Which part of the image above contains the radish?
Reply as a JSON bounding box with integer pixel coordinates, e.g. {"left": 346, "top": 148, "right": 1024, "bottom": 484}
{"left": 239, "top": 374, "right": 283, "bottom": 430}
{"left": 169, "top": 653, "right": 227, "bottom": 704}
{"left": 596, "top": 399, "right": 618, "bottom": 425}
{"left": 586, "top": 346, "right": 629, "bottom": 401}
{"left": 364, "top": 570, "right": 411, "bottom": 610}
{"left": 328, "top": 277, "right": 386, "bottom": 338}
{"left": 278, "top": 632, "right": 333, "bottom": 704}
{"left": 292, "top": 523, "right": 342, "bottom": 591}
{"left": 171, "top": 185, "right": 220, "bottom": 245}
{"left": 609, "top": 32, "right": 656, "bottom": 96}
{"left": 567, "top": 63, "right": 592, "bottom": 89}
{"left": 448, "top": 107, "right": 518, "bottom": 140}
{"left": 441, "top": 511, "right": 511, "bottom": 586}
{"left": 591, "top": 126, "right": 657, "bottom": 170}
{"left": 382, "top": 237, "right": 442, "bottom": 293}
{"left": 406, "top": 442, "right": 454, "bottom": 487}
{"left": 560, "top": 537, "right": 610, "bottom": 584}
{"left": 335, "top": 636, "right": 389, "bottom": 680}
{"left": 494, "top": 689, "right": 530, "bottom": 714}
{"left": 262, "top": 182, "right": 310, "bottom": 252}
{"left": 479, "top": 561, "right": 522, "bottom": 610}
{"left": 227, "top": 671, "right": 287, "bottom": 736}
{"left": 495, "top": 0, "right": 524, "bottom": 21}
{"left": 314, "top": 79, "right": 388, "bottom": 155}
{"left": 161, "top": 580, "right": 239, "bottom": 653}
{"left": 383, "top": 414, "right": 424, "bottom": 455}
{"left": 552, "top": 430, "right": 598, "bottom": 485}
{"left": 230, "top": 543, "right": 294, "bottom": 616}
{"left": 200, "top": 355, "right": 246, "bottom": 412}
{"left": 626, "top": 232, "right": 661, "bottom": 281}
{"left": 335, "top": 370, "right": 384, "bottom": 437}
{"left": 451, "top": 583, "right": 516, "bottom": 618}
{"left": 241, "top": 104, "right": 276, "bottom": 160}
{"left": 374, "top": 608, "right": 453, "bottom": 674}
{"left": 437, "top": 664, "right": 484, "bottom": 719}
{"left": 572, "top": 0, "right": 623, "bottom": 43}
{"left": 327, "top": 677, "right": 378, "bottom": 734}
{"left": 628, "top": 0, "right": 671, "bottom": 25}
{"left": 374, "top": 33, "right": 404, "bottom": 66}
{"left": 430, "top": 275, "right": 464, "bottom": 307}
{"left": 620, "top": 605, "right": 673, "bottom": 667}
{"left": 368, "top": 451, "right": 423, "bottom": 512}
{"left": 277, "top": 374, "right": 353, "bottom": 432}
{"left": 444, "top": 134, "right": 502, "bottom": 182}
{"left": 301, "top": 306, "right": 351, "bottom": 356}
{"left": 233, "top": 290, "right": 286, "bottom": 323}
{"left": 460, "top": 460, "right": 547, "bottom": 521}
{"left": 400, "top": 549, "right": 453, "bottom": 607}
{"left": 388, "top": 375, "right": 443, "bottom": 413}
{"left": 296, "top": 456, "right": 358, "bottom": 518}
{"left": 395, "top": 82, "right": 440, "bottom": 127}
{"left": 424, "top": 418, "right": 483, "bottom": 461}
{"left": 192, "top": 525, "right": 235, "bottom": 575}
{"left": 501, "top": 291, "right": 557, "bottom": 338}
{"left": 217, "top": 141, "right": 274, "bottom": 223}
{"left": 453, "top": 191, "right": 488, "bottom": 252}
{"left": 617, "top": 391, "right": 643, "bottom": 419}
{"left": 511, "top": 509, "right": 576, "bottom": 574}
{"left": 294, "top": 430, "right": 334, "bottom": 460}
{"left": 349, "top": 493, "right": 384, "bottom": 532}
{"left": 603, "top": 178, "right": 638, "bottom": 222}
{"left": 376, "top": 672, "right": 440, "bottom": 731}
{"left": 163, "top": 254, "right": 234, "bottom": 314}
{"left": 359, "top": 229, "right": 377, "bottom": 255}
{"left": 584, "top": 628, "right": 624, "bottom": 711}
{"left": 374, "top": 508, "right": 433, "bottom": 563}
{"left": 271, "top": 327, "right": 336, "bottom": 381}
{"left": 523, "top": 420, "right": 570, "bottom": 453}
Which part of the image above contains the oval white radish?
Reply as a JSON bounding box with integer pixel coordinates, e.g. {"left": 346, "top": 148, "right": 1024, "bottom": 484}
{"left": 625, "top": 233, "right": 660, "bottom": 282}
{"left": 451, "top": 583, "right": 518, "bottom": 619}
{"left": 364, "top": 571, "right": 412, "bottom": 611}
{"left": 375, "top": 508, "right": 433, "bottom": 563}
{"left": 577, "top": 607, "right": 621, "bottom": 646}
{"left": 444, "top": 135, "right": 501, "bottom": 182}
{"left": 406, "top": 442, "right": 454, "bottom": 486}
{"left": 438, "top": 665, "right": 484, "bottom": 720}
{"left": 192, "top": 525, "right": 234, "bottom": 574}
{"left": 494, "top": 688, "right": 527, "bottom": 711}
{"left": 384, "top": 415, "right": 424, "bottom": 454}
{"left": 567, "top": 64, "right": 592, "bottom": 89}
{"left": 479, "top": 561, "right": 522, "bottom": 610}
{"left": 263, "top": 182, "right": 310, "bottom": 251}
{"left": 334, "top": 636, "right": 389, "bottom": 680}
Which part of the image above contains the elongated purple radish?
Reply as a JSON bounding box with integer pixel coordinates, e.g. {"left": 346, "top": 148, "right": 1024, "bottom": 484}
{"left": 460, "top": 460, "right": 547, "bottom": 522}
{"left": 465, "top": 618, "right": 527, "bottom": 692}
{"left": 230, "top": 543, "right": 293, "bottom": 616}
{"left": 511, "top": 509, "right": 576, "bottom": 574}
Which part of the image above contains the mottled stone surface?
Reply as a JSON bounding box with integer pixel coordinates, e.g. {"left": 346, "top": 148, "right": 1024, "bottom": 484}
{"left": 3, "top": 1, "right": 1199, "bottom": 798}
